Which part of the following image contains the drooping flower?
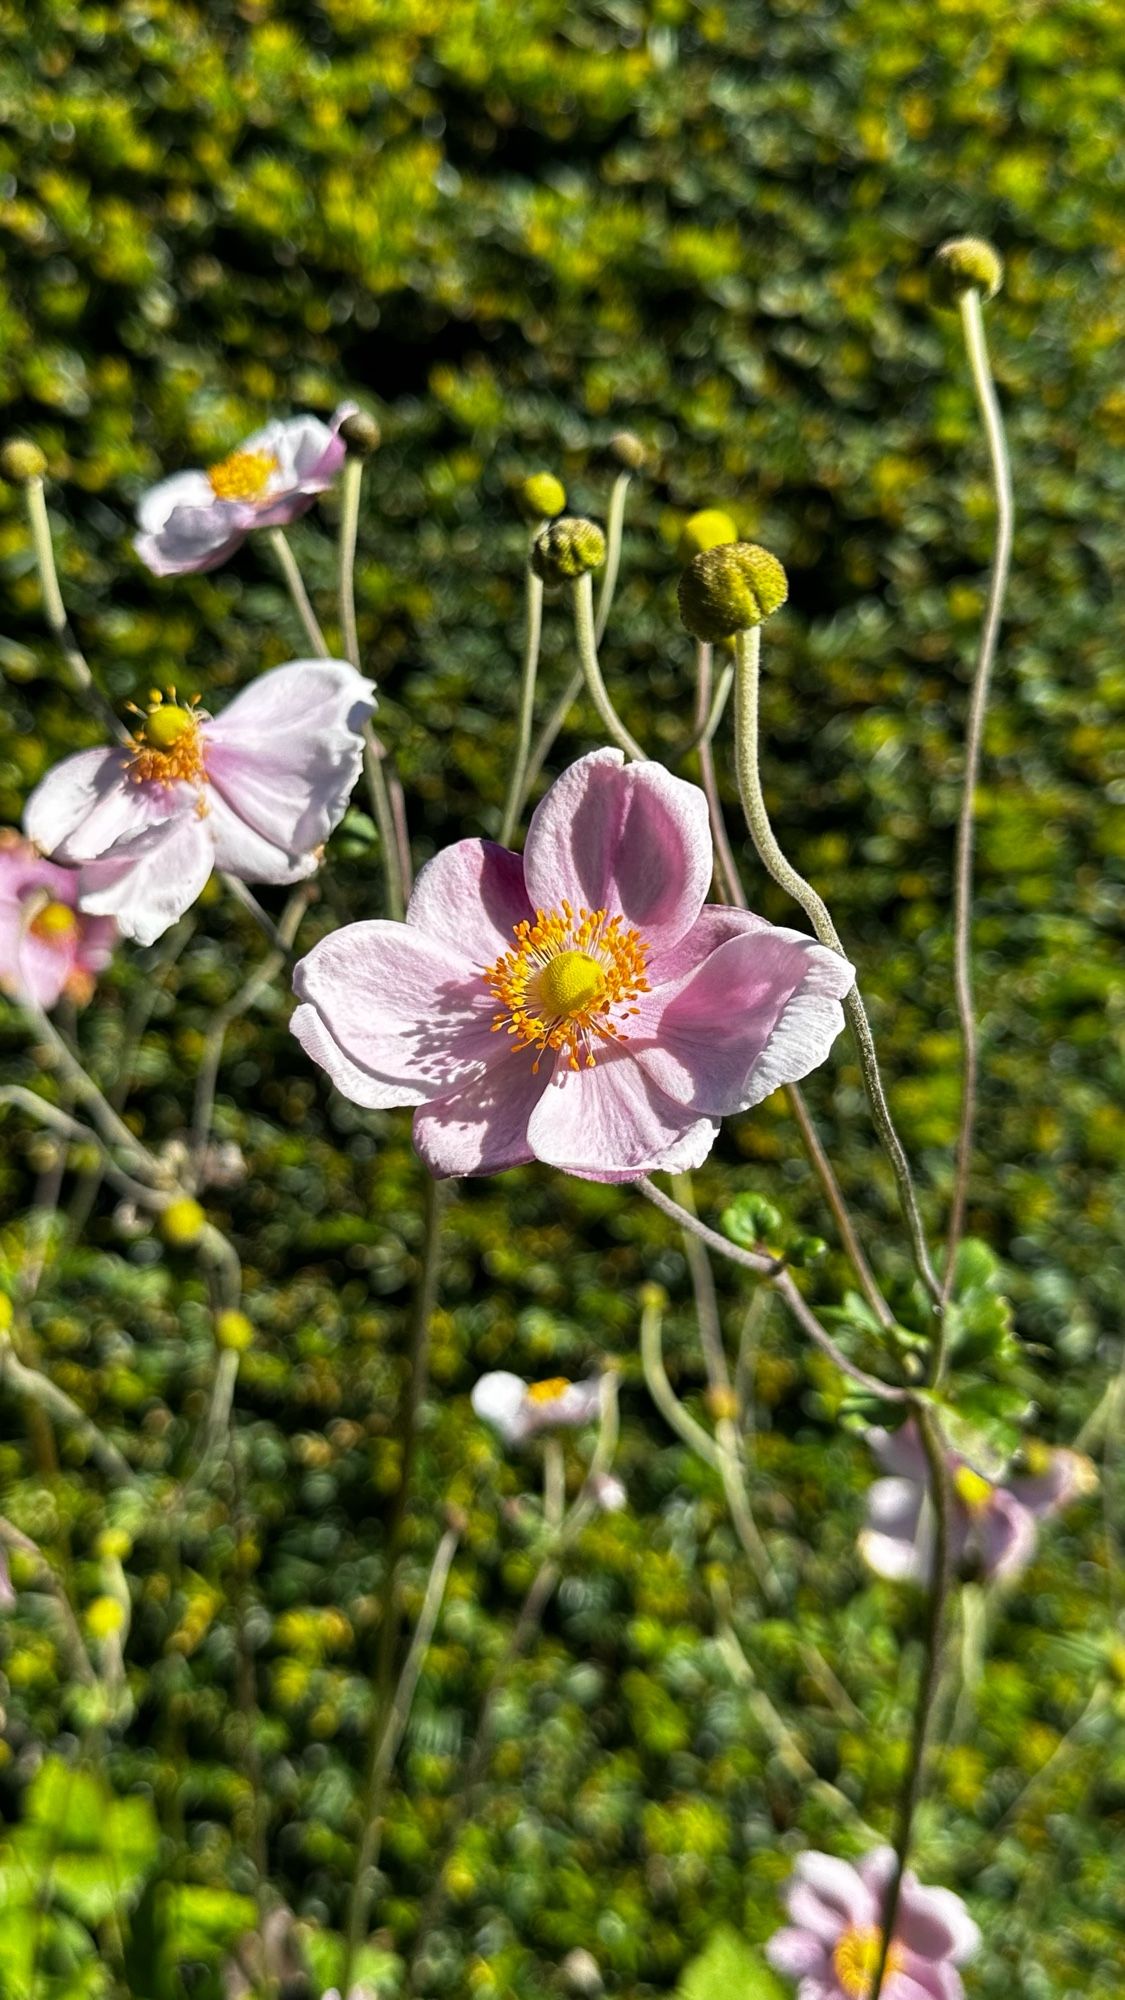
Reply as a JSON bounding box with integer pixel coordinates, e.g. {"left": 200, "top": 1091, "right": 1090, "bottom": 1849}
{"left": 471, "top": 1371, "right": 603, "bottom": 1447}
{"left": 766, "top": 1847, "right": 980, "bottom": 2000}
{"left": 0, "top": 831, "right": 115, "bottom": 1008}
{"left": 135, "top": 406, "right": 355, "bottom": 577}
{"left": 24, "top": 660, "right": 375, "bottom": 946}
{"left": 291, "top": 748, "right": 855, "bottom": 1180}
{"left": 859, "top": 1421, "right": 1095, "bottom": 1587}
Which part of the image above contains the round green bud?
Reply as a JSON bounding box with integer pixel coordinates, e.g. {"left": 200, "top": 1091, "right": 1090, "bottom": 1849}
{"left": 159, "top": 1197, "right": 206, "bottom": 1248}
{"left": 930, "top": 237, "right": 1004, "bottom": 308}
{"left": 519, "top": 471, "right": 567, "bottom": 521}
{"left": 0, "top": 438, "right": 47, "bottom": 484}
{"left": 677, "top": 541, "right": 788, "bottom": 642}
{"left": 678, "top": 508, "right": 738, "bottom": 563}
{"left": 215, "top": 1308, "right": 254, "bottom": 1352}
{"left": 609, "top": 431, "right": 647, "bottom": 471}
{"left": 85, "top": 1594, "right": 126, "bottom": 1641}
{"left": 339, "top": 409, "right": 381, "bottom": 456}
{"left": 531, "top": 515, "right": 606, "bottom": 586}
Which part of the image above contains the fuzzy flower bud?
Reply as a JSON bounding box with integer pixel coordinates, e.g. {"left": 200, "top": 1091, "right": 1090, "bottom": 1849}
{"left": 160, "top": 1197, "right": 206, "bottom": 1248}
{"left": 0, "top": 438, "right": 47, "bottom": 484}
{"left": 609, "top": 431, "right": 647, "bottom": 471}
{"left": 531, "top": 514, "right": 606, "bottom": 585}
{"left": 930, "top": 237, "right": 1004, "bottom": 308}
{"left": 678, "top": 508, "right": 738, "bottom": 563}
{"left": 678, "top": 541, "right": 788, "bottom": 641}
{"left": 519, "top": 471, "right": 567, "bottom": 521}
{"left": 339, "top": 409, "right": 381, "bottom": 456}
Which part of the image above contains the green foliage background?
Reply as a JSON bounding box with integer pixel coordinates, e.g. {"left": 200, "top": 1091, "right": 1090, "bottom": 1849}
{"left": 1, "top": 1, "right": 1124, "bottom": 1994}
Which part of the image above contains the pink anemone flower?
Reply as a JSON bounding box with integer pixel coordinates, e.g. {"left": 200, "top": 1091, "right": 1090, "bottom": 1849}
{"left": 767, "top": 1846, "right": 980, "bottom": 2000}
{"left": 0, "top": 831, "right": 115, "bottom": 1009}
{"left": 23, "top": 660, "right": 375, "bottom": 947}
{"left": 135, "top": 406, "right": 355, "bottom": 576}
{"left": 471, "top": 1371, "right": 603, "bottom": 1446}
{"left": 291, "top": 748, "right": 855, "bottom": 1180}
{"left": 859, "top": 1421, "right": 1095, "bottom": 1587}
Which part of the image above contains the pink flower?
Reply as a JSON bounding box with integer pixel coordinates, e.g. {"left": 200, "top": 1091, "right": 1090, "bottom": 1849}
{"left": 767, "top": 1847, "right": 980, "bottom": 2000}
{"left": 471, "top": 1371, "right": 603, "bottom": 1446}
{"left": 0, "top": 831, "right": 115, "bottom": 1009}
{"left": 23, "top": 660, "right": 375, "bottom": 947}
{"left": 135, "top": 407, "right": 355, "bottom": 576}
{"left": 859, "top": 1422, "right": 1095, "bottom": 1586}
{"left": 291, "top": 748, "right": 855, "bottom": 1180}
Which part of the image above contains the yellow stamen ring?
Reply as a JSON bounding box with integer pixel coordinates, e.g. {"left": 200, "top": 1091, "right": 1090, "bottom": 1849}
{"left": 953, "top": 1465, "right": 993, "bottom": 1513}
{"left": 126, "top": 691, "right": 207, "bottom": 789}
{"left": 832, "top": 1927, "right": 904, "bottom": 1999}
{"left": 206, "top": 447, "right": 279, "bottom": 503}
{"left": 526, "top": 1377, "right": 572, "bottom": 1405}
{"left": 482, "top": 901, "right": 650, "bottom": 1075}
{"left": 29, "top": 899, "right": 78, "bottom": 942}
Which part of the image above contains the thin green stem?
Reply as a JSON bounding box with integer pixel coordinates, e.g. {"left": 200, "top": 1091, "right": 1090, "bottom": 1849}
{"left": 0, "top": 1338, "right": 133, "bottom": 1485}
{"left": 785, "top": 1084, "right": 896, "bottom": 1334}
{"left": 594, "top": 470, "right": 631, "bottom": 644}
{"left": 0, "top": 1514, "right": 96, "bottom": 1686}
{"left": 940, "top": 288, "right": 1014, "bottom": 1323}
{"left": 571, "top": 572, "right": 646, "bottom": 762}
{"left": 23, "top": 479, "right": 128, "bottom": 742}
{"left": 363, "top": 726, "right": 406, "bottom": 921}
{"left": 338, "top": 454, "right": 364, "bottom": 670}
{"left": 268, "top": 527, "right": 329, "bottom": 656}
{"left": 733, "top": 626, "right": 942, "bottom": 1307}
{"left": 521, "top": 665, "right": 583, "bottom": 804}
{"left": 498, "top": 560, "right": 545, "bottom": 846}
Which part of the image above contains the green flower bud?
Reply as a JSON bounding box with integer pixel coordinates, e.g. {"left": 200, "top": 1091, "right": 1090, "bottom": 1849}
{"left": 930, "top": 237, "right": 1004, "bottom": 308}
{"left": 519, "top": 471, "right": 567, "bottom": 521}
{"left": 678, "top": 542, "right": 788, "bottom": 642}
{"left": 159, "top": 1197, "right": 206, "bottom": 1248}
{"left": 339, "top": 409, "right": 381, "bottom": 456}
{"left": 0, "top": 438, "right": 47, "bottom": 484}
{"left": 678, "top": 508, "right": 738, "bottom": 563}
{"left": 609, "top": 431, "right": 647, "bottom": 471}
{"left": 531, "top": 515, "right": 606, "bottom": 586}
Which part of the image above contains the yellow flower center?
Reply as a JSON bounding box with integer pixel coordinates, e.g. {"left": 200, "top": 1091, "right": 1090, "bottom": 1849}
{"left": 1021, "top": 1439, "right": 1053, "bottom": 1477}
{"left": 483, "top": 902, "right": 650, "bottom": 1075}
{"left": 953, "top": 1465, "right": 993, "bottom": 1513}
{"left": 126, "top": 692, "right": 207, "bottom": 789}
{"left": 832, "top": 1927, "right": 903, "bottom": 1999}
{"left": 206, "top": 447, "right": 279, "bottom": 503}
{"left": 28, "top": 898, "right": 78, "bottom": 942}
{"left": 526, "top": 1377, "right": 572, "bottom": 1405}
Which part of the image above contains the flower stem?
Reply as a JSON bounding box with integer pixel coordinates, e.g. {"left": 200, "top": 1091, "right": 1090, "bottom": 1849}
{"left": 732, "top": 626, "right": 942, "bottom": 1307}
{"left": 363, "top": 725, "right": 406, "bottom": 921}
{"left": 190, "top": 883, "right": 314, "bottom": 1176}
{"left": 571, "top": 571, "right": 646, "bottom": 762}
{"left": 23, "top": 478, "right": 129, "bottom": 742}
{"left": 595, "top": 470, "right": 631, "bottom": 644}
{"left": 940, "top": 287, "right": 1014, "bottom": 1322}
{"left": 498, "top": 557, "right": 545, "bottom": 845}
{"left": 268, "top": 526, "right": 329, "bottom": 656}
{"left": 337, "top": 453, "right": 364, "bottom": 670}
{"left": 0, "top": 1336, "right": 133, "bottom": 1486}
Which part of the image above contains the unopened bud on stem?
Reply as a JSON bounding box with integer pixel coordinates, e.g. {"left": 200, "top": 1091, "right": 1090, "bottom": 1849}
{"left": 518, "top": 471, "right": 567, "bottom": 520}
{"left": 0, "top": 438, "right": 48, "bottom": 484}
{"left": 678, "top": 541, "right": 788, "bottom": 641}
{"left": 609, "top": 431, "right": 646, "bottom": 471}
{"left": 339, "top": 409, "right": 381, "bottom": 456}
{"left": 678, "top": 508, "right": 738, "bottom": 563}
{"left": 531, "top": 514, "right": 606, "bottom": 586}
{"left": 930, "top": 237, "right": 1004, "bottom": 308}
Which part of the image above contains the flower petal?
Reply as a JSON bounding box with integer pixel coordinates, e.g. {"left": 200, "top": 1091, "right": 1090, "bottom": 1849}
{"left": 135, "top": 470, "right": 217, "bottom": 533}
{"left": 1008, "top": 1448, "right": 1097, "bottom": 1518}
{"left": 204, "top": 659, "right": 375, "bottom": 864}
{"left": 636, "top": 924, "right": 853, "bottom": 1115}
{"left": 867, "top": 1422, "right": 929, "bottom": 1481}
{"left": 406, "top": 839, "right": 534, "bottom": 968}
{"left": 526, "top": 1047, "right": 718, "bottom": 1183}
{"left": 205, "top": 790, "right": 318, "bottom": 885}
{"left": 859, "top": 1479, "right": 931, "bottom": 1583}
{"left": 77, "top": 814, "right": 214, "bottom": 945}
{"left": 976, "top": 1489, "right": 1037, "bottom": 1581}
{"left": 293, "top": 920, "right": 499, "bottom": 1109}
{"left": 788, "top": 1852, "right": 875, "bottom": 1935}
{"left": 522, "top": 750, "right": 712, "bottom": 953}
{"left": 24, "top": 747, "right": 172, "bottom": 865}
{"left": 895, "top": 1878, "right": 981, "bottom": 1965}
{"left": 413, "top": 1047, "right": 551, "bottom": 1177}
{"left": 135, "top": 502, "right": 251, "bottom": 577}
{"left": 765, "top": 1928, "right": 831, "bottom": 1979}
{"left": 471, "top": 1372, "right": 530, "bottom": 1444}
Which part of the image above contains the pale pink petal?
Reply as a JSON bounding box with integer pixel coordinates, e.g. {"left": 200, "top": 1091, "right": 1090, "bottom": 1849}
{"left": 205, "top": 790, "right": 318, "bottom": 885}
{"left": 859, "top": 1479, "right": 930, "bottom": 1584}
{"left": 525, "top": 1049, "right": 718, "bottom": 1183}
{"left": 76, "top": 813, "right": 214, "bottom": 945}
{"left": 136, "top": 469, "right": 217, "bottom": 533}
{"left": 976, "top": 1489, "right": 1037, "bottom": 1581}
{"left": 293, "top": 920, "right": 496, "bottom": 1106}
{"left": 789, "top": 1853, "right": 876, "bottom": 1934}
{"left": 291, "top": 1002, "right": 404, "bottom": 1112}
{"left": 24, "top": 748, "right": 169, "bottom": 864}
{"left": 522, "top": 750, "right": 712, "bottom": 953}
{"left": 888, "top": 1971, "right": 960, "bottom": 2000}
{"left": 412, "top": 1050, "right": 551, "bottom": 1177}
{"left": 867, "top": 1423, "right": 929, "bottom": 1482}
{"left": 135, "top": 503, "right": 252, "bottom": 577}
{"left": 525, "top": 1378, "right": 602, "bottom": 1433}
{"left": 636, "top": 926, "right": 853, "bottom": 1115}
{"left": 204, "top": 659, "right": 375, "bottom": 863}
{"left": 471, "top": 1372, "right": 531, "bottom": 1444}
{"left": 896, "top": 1880, "right": 981, "bottom": 1964}
{"left": 765, "top": 1929, "right": 831, "bottom": 1979}
{"left": 645, "top": 903, "right": 772, "bottom": 985}
{"left": 15, "top": 930, "right": 78, "bottom": 1010}
{"left": 406, "top": 840, "right": 534, "bottom": 969}
{"left": 1008, "top": 1448, "right": 1096, "bottom": 1518}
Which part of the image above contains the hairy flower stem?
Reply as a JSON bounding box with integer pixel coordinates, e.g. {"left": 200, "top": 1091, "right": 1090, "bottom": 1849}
{"left": 268, "top": 526, "right": 329, "bottom": 656}
{"left": 338, "top": 454, "right": 364, "bottom": 671}
{"left": 498, "top": 555, "right": 545, "bottom": 845}
{"left": 733, "top": 626, "right": 942, "bottom": 1308}
{"left": 870, "top": 1406, "right": 954, "bottom": 2000}
{"left": 940, "top": 287, "right": 1014, "bottom": 1326}
{"left": 363, "top": 726, "right": 406, "bottom": 921}
{"left": 571, "top": 572, "right": 646, "bottom": 762}
{"left": 331, "top": 456, "right": 410, "bottom": 919}
{"left": 785, "top": 1084, "right": 896, "bottom": 1334}
{"left": 23, "top": 478, "right": 129, "bottom": 743}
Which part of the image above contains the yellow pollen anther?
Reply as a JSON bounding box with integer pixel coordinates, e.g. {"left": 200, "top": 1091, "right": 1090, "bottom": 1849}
{"left": 127, "top": 693, "right": 206, "bottom": 789}
{"left": 954, "top": 1465, "right": 993, "bottom": 1512}
{"left": 832, "top": 1927, "right": 903, "bottom": 1999}
{"left": 527, "top": 1377, "right": 571, "bottom": 1405}
{"left": 206, "top": 447, "right": 279, "bottom": 503}
{"left": 482, "top": 901, "right": 650, "bottom": 1075}
{"left": 29, "top": 899, "right": 77, "bottom": 942}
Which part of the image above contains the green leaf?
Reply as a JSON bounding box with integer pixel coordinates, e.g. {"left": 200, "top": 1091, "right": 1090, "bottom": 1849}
{"left": 675, "top": 1927, "right": 787, "bottom": 2000}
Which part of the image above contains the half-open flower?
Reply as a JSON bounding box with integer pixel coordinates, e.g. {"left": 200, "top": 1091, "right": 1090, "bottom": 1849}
{"left": 471, "top": 1372, "right": 603, "bottom": 1447}
{"left": 24, "top": 661, "right": 375, "bottom": 946}
{"left": 859, "top": 1421, "right": 1095, "bottom": 1587}
{"left": 0, "top": 831, "right": 115, "bottom": 1008}
{"left": 767, "top": 1847, "right": 980, "bottom": 2000}
{"left": 291, "top": 748, "right": 855, "bottom": 1181}
{"left": 135, "top": 407, "right": 355, "bottom": 576}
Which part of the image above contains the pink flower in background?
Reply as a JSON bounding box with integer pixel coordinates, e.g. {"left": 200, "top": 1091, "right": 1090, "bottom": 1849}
{"left": 767, "top": 1847, "right": 980, "bottom": 2000}
{"left": 292, "top": 748, "right": 855, "bottom": 1180}
{"left": 135, "top": 406, "right": 355, "bottom": 576}
{"left": 24, "top": 660, "right": 375, "bottom": 947}
{"left": 859, "top": 1421, "right": 1095, "bottom": 1587}
{"left": 0, "top": 832, "right": 114, "bottom": 1009}
{"left": 471, "top": 1371, "right": 603, "bottom": 1446}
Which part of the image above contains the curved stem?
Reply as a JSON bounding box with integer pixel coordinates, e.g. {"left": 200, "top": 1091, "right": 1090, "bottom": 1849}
{"left": 363, "top": 726, "right": 406, "bottom": 921}
{"left": 594, "top": 470, "right": 631, "bottom": 644}
{"left": 571, "top": 572, "right": 646, "bottom": 762}
{"left": 498, "top": 561, "right": 545, "bottom": 846}
{"left": 23, "top": 479, "right": 129, "bottom": 743}
{"left": 520, "top": 665, "right": 583, "bottom": 804}
{"left": 639, "top": 1287, "right": 723, "bottom": 1471}
{"left": 940, "top": 289, "right": 1014, "bottom": 1321}
{"left": 338, "top": 455, "right": 364, "bottom": 670}
{"left": 785, "top": 1084, "right": 896, "bottom": 1334}
{"left": 733, "top": 627, "right": 942, "bottom": 1307}
{"left": 0, "top": 1515, "right": 97, "bottom": 1686}
{"left": 268, "top": 527, "right": 329, "bottom": 656}
{"left": 0, "top": 1339, "right": 133, "bottom": 1486}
